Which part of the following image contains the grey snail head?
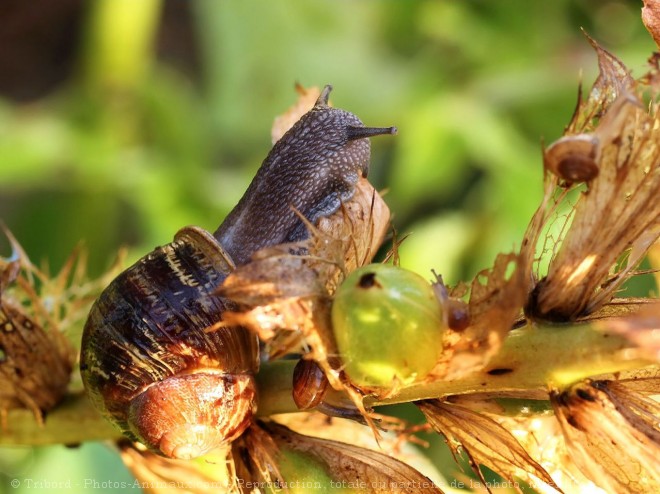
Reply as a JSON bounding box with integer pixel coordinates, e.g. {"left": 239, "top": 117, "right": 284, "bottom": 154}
{"left": 215, "top": 85, "right": 397, "bottom": 265}
{"left": 80, "top": 85, "right": 396, "bottom": 459}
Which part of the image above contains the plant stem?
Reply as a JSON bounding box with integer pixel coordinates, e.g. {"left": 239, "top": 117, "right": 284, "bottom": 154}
{"left": 0, "top": 322, "right": 655, "bottom": 447}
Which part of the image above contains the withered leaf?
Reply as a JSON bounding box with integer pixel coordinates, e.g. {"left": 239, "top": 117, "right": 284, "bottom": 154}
{"left": 592, "top": 301, "right": 660, "bottom": 362}
{"left": 119, "top": 441, "right": 232, "bottom": 494}
{"left": 417, "top": 400, "right": 561, "bottom": 494}
{"left": 0, "top": 232, "right": 74, "bottom": 422}
{"left": 525, "top": 39, "right": 660, "bottom": 321}
{"left": 567, "top": 33, "right": 634, "bottom": 135}
{"left": 642, "top": 0, "right": 660, "bottom": 51}
{"left": 231, "top": 421, "right": 445, "bottom": 494}
{"left": 433, "top": 253, "right": 526, "bottom": 380}
{"left": 551, "top": 380, "right": 660, "bottom": 493}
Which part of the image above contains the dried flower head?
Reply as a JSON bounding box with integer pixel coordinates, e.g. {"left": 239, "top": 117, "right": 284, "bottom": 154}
{"left": 524, "top": 38, "right": 660, "bottom": 321}
{"left": 551, "top": 379, "right": 660, "bottom": 493}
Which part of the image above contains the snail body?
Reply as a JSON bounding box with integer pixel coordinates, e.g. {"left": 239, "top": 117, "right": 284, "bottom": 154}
{"left": 80, "top": 86, "right": 396, "bottom": 459}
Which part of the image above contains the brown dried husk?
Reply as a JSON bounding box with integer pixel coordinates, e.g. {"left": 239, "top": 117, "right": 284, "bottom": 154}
{"left": 0, "top": 228, "right": 124, "bottom": 423}
{"left": 418, "top": 400, "right": 561, "bottom": 494}
{"left": 230, "top": 420, "right": 445, "bottom": 494}
{"left": 523, "top": 37, "right": 660, "bottom": 321}
{"left": 550, "top": 379, "right": 660, "bottom": 493}
{"left": 119, "top": 441, "right": 233, "bottom": 493}
{"left": 432, "top": 253, "right": 526, "bottom": 381}
{"left": 0, "top": 232, "right": 75, "bottom": 421}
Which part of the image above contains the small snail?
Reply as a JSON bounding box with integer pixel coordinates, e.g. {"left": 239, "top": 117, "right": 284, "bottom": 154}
{"left": 292, "top": 358, "right": 329, "bottom": 410}
{"left": 80, "top": 85, "right": 396, "bottom": 459}
{"left": 544, "top": 134, "right": 600, "bottom": 183}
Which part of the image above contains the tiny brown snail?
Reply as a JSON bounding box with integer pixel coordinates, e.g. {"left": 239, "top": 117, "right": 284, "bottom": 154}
{"left": 544, "top": 134, "right": 600, "bottom": 183}
{"left": 80, "top": 85, "right": 396, "bottom": 459}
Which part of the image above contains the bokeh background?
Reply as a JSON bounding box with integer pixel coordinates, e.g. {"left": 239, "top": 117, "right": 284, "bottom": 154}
{"left": 0, "top": 0, "right": 655, "bottom": 492}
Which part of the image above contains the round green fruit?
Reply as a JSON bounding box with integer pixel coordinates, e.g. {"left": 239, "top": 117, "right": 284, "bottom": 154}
{"left": 331, "top": 264, "right": 445, "bottom": 387}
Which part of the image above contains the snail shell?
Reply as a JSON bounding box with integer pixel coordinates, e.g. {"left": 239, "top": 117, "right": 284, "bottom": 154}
{"left": 544, "top": 134, "right": 600, "bottom": 183}
{"left": 292, "top": 359, "right": 329, "bottom": 410}
{"left": 81, "top": 227, "right": 259, "bottom": 459}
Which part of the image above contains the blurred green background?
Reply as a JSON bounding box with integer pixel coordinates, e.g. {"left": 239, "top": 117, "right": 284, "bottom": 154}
{"left": 0, "top": 0, "right": 655, "bottom": 492}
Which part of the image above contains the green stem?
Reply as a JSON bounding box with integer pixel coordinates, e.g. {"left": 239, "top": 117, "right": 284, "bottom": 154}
{"left": 0, "top": 322, "right": 655, "bottom": 447}
{"left": 82, "top": 0, "right": 162, "bottom": 93}
{"left": 371, "top": 323, "right": 654, "bottom": 406}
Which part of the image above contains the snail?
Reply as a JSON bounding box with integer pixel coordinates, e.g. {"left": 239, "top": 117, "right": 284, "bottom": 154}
{"left": 544, "top": 134, "right": 600, "bottom": 183}
{"left": 292, "top": 358, "right": 329, "bottom": 411}
{"left": 80, "top": 85, "right": 396, "bottom": 459}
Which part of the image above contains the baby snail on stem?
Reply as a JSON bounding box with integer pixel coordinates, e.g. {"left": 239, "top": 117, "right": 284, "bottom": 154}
{"left": 80, "top": 85, "right": 396, "bottom": 460}
{"left": 544, "top": 134, "right": 600, "bottom": 184}
{"left": 544, "top": 92, "right": 644, "bottom": 185}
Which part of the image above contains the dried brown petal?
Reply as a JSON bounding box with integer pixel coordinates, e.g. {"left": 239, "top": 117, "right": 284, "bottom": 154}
{"left": 433, "top": 253, "right": 526, "bottom": 380}
{"left": 231, "top": 421, "right": 445, "bottom": 494}
{"left": 418, "top": 400, "right": 560, "bottom": 493}
{"left": 119, "top": 441, "right": 232, "bottom": 493}
{"left": 592, "top": 301, "right": 660, "bottom": 362}
{"left": 566, "top": 33, "right": 633, "bottom": 135}
{"left": 525, "top": 45, "right": 660, "bottom": 321}
{"left": 551, "top": 380, "right": 660, "bottom": 493}
{"left": 643, "top": 0, "right": 660, "bottom": 51}
{"left": 0, "top": 233, "right": 74, "bottom": 421}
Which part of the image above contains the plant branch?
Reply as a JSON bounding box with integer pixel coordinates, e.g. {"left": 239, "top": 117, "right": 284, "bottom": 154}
{"left": 1, "top": 322, "right": 655, "bottom": 447}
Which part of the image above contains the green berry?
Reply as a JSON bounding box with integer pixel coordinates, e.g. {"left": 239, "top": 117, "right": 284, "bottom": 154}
{"left": 331, "top": 264, "right": 445, "bottom": 387}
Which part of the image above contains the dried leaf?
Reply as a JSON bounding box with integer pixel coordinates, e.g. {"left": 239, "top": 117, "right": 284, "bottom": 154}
{"left": 551, "top": 380, "right": 660, "bottom": 493}
{"left": 642, "top": 0, "right": 660, "bottom": 51}
{"left": 566, "top": 33, "right": 634, "bottom": 134}
{"left": 418, "top": 400, "right": 560, "bottom": 493}
{"left": 231, "top": 421, "right": 445, "bottom": 494}
{"left": 0, "top": 229, "right": 124, "bottom": 422}
{"left": 271, "top": 412, "right": 447, "bottom": 487}
{"left": 525, "top": 42, "right": 660, "bottom": 320}
{"left": 433, "top": 253, "right": 526, "bottom": 380}
{"left": 119, "top": 441, "right": 232, "bottom": 494}
{"left": 493, "top": 414, "right": 609, "bottom": 493}
{"left": 592, "top": 301, "right": 660, "bottom": 362}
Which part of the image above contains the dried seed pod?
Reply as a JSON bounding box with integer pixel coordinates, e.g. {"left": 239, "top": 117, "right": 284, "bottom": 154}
{"left": 0, "top": 233, "right": 75, "bottom": 422}
{"left": 544, "top": 134, "right": 600, "bottom": 183}
{"left": 81, "top": 86, "right": 396, "bottom": 459}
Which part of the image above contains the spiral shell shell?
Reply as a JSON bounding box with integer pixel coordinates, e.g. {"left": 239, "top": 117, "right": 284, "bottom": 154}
{"left": 544, "top": 134, "right": 600, "bottom": 183}
{"left": 80, "top": 226, "right": 259, "bottom": 459}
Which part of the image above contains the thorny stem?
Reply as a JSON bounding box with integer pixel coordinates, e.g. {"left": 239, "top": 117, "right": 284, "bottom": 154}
{"left": 0, "top": 322, "right": 655, "bottom": 447}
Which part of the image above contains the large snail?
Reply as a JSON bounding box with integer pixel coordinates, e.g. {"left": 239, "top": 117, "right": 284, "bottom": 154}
{"left": 80, "top": 85, "right": 396, "bottom": 460}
